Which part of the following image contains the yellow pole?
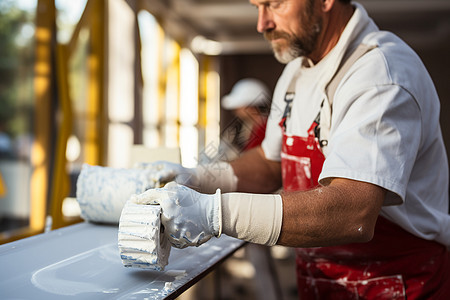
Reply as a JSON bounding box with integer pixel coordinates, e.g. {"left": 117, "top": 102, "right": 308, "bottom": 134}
{"left": 49, "top": 44, "right": 73, "bottom": 229}
{"left": 199, "top": 56, "right": 210, "bottom": 130}
{"left": 85, "top": 0, "right": 106, "bottom": 166}
{"left": 0, "top": 171, "right": 6, "bottom": 198}
{"left": 30, "top": 0, "right": 56, "bottom": 232}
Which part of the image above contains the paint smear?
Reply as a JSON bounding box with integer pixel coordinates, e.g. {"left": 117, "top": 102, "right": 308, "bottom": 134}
{"left": 31, "top": 243, "right": 121, "bottom": 296}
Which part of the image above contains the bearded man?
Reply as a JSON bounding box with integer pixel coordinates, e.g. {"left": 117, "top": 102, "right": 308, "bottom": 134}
{"left": 133, "top": 1, "right": 450, "bottom": 298}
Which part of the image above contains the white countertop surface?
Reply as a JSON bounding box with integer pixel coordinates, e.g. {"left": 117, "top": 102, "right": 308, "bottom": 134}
{"left": 0, "top": 222, "right": 244, "bottom": 299}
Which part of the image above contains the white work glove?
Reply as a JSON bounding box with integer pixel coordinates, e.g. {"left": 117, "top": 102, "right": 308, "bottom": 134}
{"left": 135, "top": 160, "right": 237, "bottom": 194}
{"left": 131, "top": 182, "right": 222, "bottom": 249}
{"left": 134, "top": 161, "right": 199, "bottom": 188}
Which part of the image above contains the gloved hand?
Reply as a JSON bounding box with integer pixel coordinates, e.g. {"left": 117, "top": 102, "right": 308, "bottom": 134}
{"left": 131, "top": 182, "right": 222, "bottom": 249}
{"left": 134, "top": 161, "right": 200, "bottom": 188}
{"left": 135, "top": 160, "right": 238, "bottom": 194}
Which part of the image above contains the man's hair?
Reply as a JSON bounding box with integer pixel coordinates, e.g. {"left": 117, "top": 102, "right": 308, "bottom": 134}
{"left": 339, "top": 0, "right": 351, "bottom": 3}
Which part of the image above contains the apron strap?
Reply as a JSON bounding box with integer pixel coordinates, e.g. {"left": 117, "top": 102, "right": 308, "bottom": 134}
{"left": 325, "top": 44, "right": 378, "bottom": 106}
{"left": 281, "top": 70, "right": 300, "bottom": 130}
{"left": 318, "top": 44, "right": 378, "bottom": 150}
{"left": 281, "top": 44, "right": 377, "bottom": 139}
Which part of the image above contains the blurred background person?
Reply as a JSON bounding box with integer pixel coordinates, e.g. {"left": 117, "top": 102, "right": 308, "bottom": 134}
{"left": 219, "top": 78, "right": 271, "bottom": 161}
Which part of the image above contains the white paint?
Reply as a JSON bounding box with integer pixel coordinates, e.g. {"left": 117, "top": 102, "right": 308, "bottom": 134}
{"left": 165, "top": 270, "right": 187, "bottom": 280}
{"left": 31, "top": 244, "right": 121, "bottom": 296}
{"left": 163, "top": 281, "right": 174, "bottom": 292}
{"left": 76, "top": 164, "right": 158, "bottom": 224}
{"left": 286, "top": 137, "right": 294, "bottom": 146}
{"left": 118, "top": 201, "right": 171, "bottom": 270}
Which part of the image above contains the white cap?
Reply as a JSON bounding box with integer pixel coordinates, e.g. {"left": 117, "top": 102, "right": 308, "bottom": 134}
{"left": 222, "top": 78, "right": 270, "bottom": 110}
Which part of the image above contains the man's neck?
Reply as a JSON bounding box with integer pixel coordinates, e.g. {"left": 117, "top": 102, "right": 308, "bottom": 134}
{"left": 308, "top": 3, "right": 355, "bottom": 64}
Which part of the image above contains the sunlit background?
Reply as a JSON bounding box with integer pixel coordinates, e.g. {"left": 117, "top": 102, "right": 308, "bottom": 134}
{"left": 0, "top": 0, "right": 449, "bottom": 299}
{"left": 0, "top": 0, "right": 223, "bottom": 240}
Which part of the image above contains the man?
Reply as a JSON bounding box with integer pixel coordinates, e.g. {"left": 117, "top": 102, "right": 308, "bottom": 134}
{"left": 220, "top": 78, "right": 271, "bottom": 160}
{"left": 135, "top": 0, "right": 450, "bottom": 298}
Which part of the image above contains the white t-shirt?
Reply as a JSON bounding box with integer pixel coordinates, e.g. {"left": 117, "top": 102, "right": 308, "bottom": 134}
{"left": 262, "top": 3, "right": 450, "bottom": 247}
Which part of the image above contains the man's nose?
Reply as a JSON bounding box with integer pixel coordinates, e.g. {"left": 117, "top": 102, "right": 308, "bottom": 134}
{"left": 256, "top": 6, "right": 275, "bottom": 33}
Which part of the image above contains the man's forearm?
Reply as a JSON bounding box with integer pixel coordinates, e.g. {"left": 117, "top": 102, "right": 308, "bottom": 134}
{"left": 277, "top": 178, "right": 385, "bottom": 247}
{"left": 230, "top": 146, "right": 282, "bottom": 193}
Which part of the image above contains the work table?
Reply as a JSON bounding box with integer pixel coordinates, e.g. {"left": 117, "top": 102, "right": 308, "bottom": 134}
{"left": 0, "top": 222, "right": 244, "bottom": 299}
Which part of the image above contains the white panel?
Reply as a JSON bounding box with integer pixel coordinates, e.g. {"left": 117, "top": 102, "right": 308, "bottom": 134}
{"left": 139, "top": 11, "right": 161, "bottom": 128}
{"left": 205, "top": 71, "right": 221, "bottom": 156}
{"left": 129, "top": 145, "right": 181, "bottom": 167}
{"left": 180, "top": 125, "right": 198, "bottom": 168}
{"left": 143, "top": 126, "right": 160, "bottom": 148}
{"left": 0, "top": 161, "right": 31, "bottom": 218}
{"left": 108, "top": 123, "right": 133, "bottom": 168}
{"left": 179, "top": 49, "right": 199, "bottom": 126}
{"left": 108, "top": 0, "right": 135, "bottom": 123}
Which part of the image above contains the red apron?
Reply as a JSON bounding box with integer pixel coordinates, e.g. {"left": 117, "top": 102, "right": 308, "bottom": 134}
{"left": 244, "top": 117, "right": 267, "bottom": 151}
{"left": 279, "top": 112, "right": 450, "bottom": 299}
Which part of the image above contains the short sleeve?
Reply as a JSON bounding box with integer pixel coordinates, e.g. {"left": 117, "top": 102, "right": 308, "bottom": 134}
{"left": 319, "top": 84, "right": 422, "bottom": 206}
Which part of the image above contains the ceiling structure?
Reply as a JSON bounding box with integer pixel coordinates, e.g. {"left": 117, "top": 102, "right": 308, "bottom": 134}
{"left": 141, "top": 0, "right": 450, "bottom": 54}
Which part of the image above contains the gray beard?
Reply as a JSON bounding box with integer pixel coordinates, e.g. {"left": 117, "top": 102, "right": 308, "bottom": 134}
{"left": 272, "top": 23, "right": 322, "bottom": 64}
{"left": 273, "top": 47, "right": 299, "bottom": 64}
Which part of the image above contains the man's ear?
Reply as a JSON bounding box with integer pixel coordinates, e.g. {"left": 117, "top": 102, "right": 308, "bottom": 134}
{"left": 322, "top": 0, "right": 336, "bottom": 13}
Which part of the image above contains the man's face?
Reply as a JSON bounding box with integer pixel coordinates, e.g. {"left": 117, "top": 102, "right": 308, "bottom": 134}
{"left": 250, "top": 0, "right": 323, "bottom": 63}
